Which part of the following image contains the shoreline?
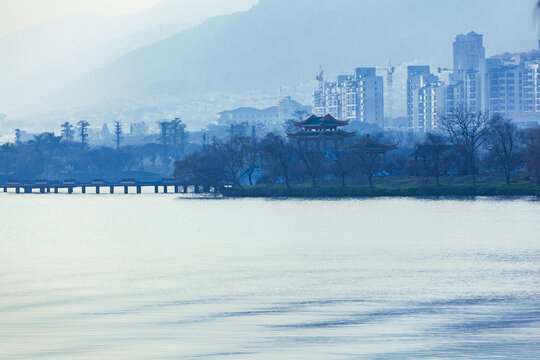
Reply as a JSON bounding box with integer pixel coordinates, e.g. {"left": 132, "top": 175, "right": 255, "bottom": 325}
{"left": 221, "top": 184, "right": 540, "bottom": 198}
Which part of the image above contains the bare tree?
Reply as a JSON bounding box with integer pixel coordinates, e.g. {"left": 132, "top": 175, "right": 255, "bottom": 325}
{"left": 486, "top": 115, "right": 521, "bottom": 185}
{"left": 438, "top": 105, "right": 491, "bottom": 185}
{"left": 353, "top": 149, "right": 381, "bottom": 187}
{"left": 242, "top": 139, "right": 260, "bottom": 186}
{"left": 522, "top": 127, "right": 540, "bottom": 186}
{"left": 293, "top": 140, "right": 325, "bottom": 187}
{"left": 423, "top": 132, "right": 449, "bottom": 186}
{"left": 218, "top": 136, "right": 248, "bottom": 189}
{"left": 261, "top": 133, "right": 294, "bottom": 187}
{"left": 327, "top": 141, "right": 354, "bottom": 187}
{"left": 77, "top": 120, "right": 90, "bottom": 146}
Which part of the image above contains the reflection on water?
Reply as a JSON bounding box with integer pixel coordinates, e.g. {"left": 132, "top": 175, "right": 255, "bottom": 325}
{"left": 0, "top": 195, "right": 539, "bottom": 359}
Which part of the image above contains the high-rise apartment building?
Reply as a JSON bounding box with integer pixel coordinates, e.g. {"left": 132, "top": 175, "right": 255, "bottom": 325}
{"left": 407, "top": 66, "right": 430, "bottom": 129}
{"left": 407, "top": 67, "right": 445, "bottom": 132}
{"left": 482, "top": 54, "right": 540, "bottom": 121}
{"left": 446, "top": 32, "right": 486, "bottom": 114}
{"left": 453, "top": 31, "right": 485, "bottom": 72}
{"left": 446, "top": 69, "right": 482, "bottom": 113}
{"left": 313, "top": 67, "right": 384, "bottom": 126}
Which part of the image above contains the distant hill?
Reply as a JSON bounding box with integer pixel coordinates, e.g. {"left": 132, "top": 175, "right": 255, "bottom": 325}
{"left": 58, "top": 0, "right": 537, "bottom": 109}
{"left": 0, "top": 0, "right": 258, "bottom": 116}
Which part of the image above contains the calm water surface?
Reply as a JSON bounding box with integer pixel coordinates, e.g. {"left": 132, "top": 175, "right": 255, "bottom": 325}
{"left": 0, "top": 195, "right": 539, "bottom": 359}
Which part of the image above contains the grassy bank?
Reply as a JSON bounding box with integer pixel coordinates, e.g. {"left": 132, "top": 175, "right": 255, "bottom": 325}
{"left": 222, "top": 177, "right": 540, "bottom": 198}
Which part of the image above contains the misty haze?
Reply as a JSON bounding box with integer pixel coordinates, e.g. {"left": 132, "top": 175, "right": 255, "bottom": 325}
{"left": 0, "top": 1, "right": 539, "bottom": 359}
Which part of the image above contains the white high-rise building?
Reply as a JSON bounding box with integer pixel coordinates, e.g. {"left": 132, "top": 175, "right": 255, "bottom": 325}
{"left": 313, "top": 67, "right": 384, "bottom": 127}
{"left": 407, "top": 67, "right": 445, "bottom": 132}
{"left": 445, "top": 31, "right": 486, "bottom": 114}
{"left": 482, "top": 54, "right": 540, "bottom": 124}
{"left": 453, "top": 31, "right": 485, "bottom": 72}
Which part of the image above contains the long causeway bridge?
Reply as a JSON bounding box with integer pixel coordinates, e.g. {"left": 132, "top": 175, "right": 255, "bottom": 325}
{"left": 1, "top": 179, "right": 215, "bottom": 194}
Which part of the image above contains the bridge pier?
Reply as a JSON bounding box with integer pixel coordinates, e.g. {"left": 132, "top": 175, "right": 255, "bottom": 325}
{"left": 3, "top": 181, "right": 206, "bottom": 195}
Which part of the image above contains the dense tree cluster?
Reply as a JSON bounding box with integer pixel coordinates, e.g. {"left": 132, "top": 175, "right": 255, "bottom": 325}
{"left": 0, "top": 120, "right": 188, "bottom": 181}
{"left": 174, "top": 106, "right": 540, "bottom": 191}
{"left": 1, "top": 108, "right": 539, "bottom": 188}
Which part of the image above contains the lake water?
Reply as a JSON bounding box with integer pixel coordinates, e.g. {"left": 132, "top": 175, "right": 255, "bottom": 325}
{"left": 0, "top": 195, "right": 539, "bottom": 359}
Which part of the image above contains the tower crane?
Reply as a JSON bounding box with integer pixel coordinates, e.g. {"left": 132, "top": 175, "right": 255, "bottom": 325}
{"left": 376, "top": 58, "right": 395, "bottom": 119}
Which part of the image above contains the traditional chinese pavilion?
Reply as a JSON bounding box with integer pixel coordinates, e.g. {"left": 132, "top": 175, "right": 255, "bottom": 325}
{"left": 343, "top": 134, "right": 398, "bottom": 155}
{"left": 287, "top": 114, "right": 356, "bottom": 144}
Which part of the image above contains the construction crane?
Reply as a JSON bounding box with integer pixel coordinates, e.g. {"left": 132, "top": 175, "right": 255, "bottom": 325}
{"left": 316, "top": 66, "right": 324, "bottom": 91}
{"left": 377, "top": 58, "right": 395, "bottom": 119}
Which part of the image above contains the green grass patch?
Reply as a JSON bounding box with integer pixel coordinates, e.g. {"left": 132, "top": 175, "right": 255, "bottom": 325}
{"left": 222, "top": 178, "right": 540, "bottom": 198}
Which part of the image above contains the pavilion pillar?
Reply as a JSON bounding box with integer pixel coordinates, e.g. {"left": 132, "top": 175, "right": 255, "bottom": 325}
{"left": 54, "top": 187, "right": 58, "bottom": 194}
{"left": 81, "top": 186, "right": 86, "bottom": 194}
{"left": 46, "top": 187, "right": 50, "bottom": 193}
{"left": 124, "top": 186, "right": 128, "bottom": 194}
{"left": 110, "top": 186, "right": 115, "bottom": 194}
{"left": 163, "top": 185, "right": 168, "bottom": 194}
{"left": 24, "top": 187, "right": 31, "bottom": 194}
{"left": 136, "top": 186, "right": 141, "bottom": 194}
{"left": 183, "top": 185, "right": 188, "bottom": 194}
{"left": 194, "top": 185, "right": 200, "bottom": 194}
{"left": 174, "top": 185, "right": 179, "bottom": 193}
{"left": 95, "top": 186, "right": 100, "bottom": 194}
{"left": 154, "top": 185, "right": 159, "bottom": 193}
{"left": 68, "top": 187, "right": 73, "bottom": 194}
{"left": 40, "top": 187, "right": 45, "bottom": 194}
{"left": 16, "top": 187, "right": 20, "bottom": 194}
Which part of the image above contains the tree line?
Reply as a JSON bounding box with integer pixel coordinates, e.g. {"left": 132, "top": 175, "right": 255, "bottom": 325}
{"left": 1, "top": 107, "right": 539, "bottom": 187}
{"left": 174, "top": 106, "right": 540, "bottom": 191}
{"left": 0, "top": 119, "right": 189, "bottom": 181}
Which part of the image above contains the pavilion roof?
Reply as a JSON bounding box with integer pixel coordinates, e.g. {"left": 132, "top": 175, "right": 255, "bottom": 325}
{"left": 343, "top": 134, "right": 398, "bottom": 153}
{"left": 409, "top": 145, "right": 455, "bottom": 157}
{"left": 287, "top": 129, "right": 356, "bottom": 139}
{"left": 293, "top": 114, "right": 350, "bottom": 127}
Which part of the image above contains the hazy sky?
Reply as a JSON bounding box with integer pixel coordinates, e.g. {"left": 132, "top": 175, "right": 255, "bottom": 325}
{"left": 0, "top": 0, "right": 162, "bottom": 37}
